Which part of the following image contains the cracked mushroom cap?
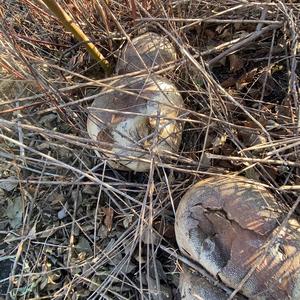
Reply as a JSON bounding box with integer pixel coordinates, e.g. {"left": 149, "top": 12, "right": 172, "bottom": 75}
{"left": 175, "top": 176, "right": 300, "bottom": 299}
{"left": 116, "top": 32, "right": 177, "bottom": 74}
{"left": 87, "top": 75, "right": 184, "bottom": 172}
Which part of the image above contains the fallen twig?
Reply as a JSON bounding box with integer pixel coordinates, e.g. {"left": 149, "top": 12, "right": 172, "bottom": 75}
{"left": 208, "top": 24, "right": 281, "bottom": 66}
{"left": 41, "top": 0, "right": 111, "bottom": 73}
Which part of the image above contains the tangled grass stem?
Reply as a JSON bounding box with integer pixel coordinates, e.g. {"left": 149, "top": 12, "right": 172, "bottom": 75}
{"left": 41, "top": 0, "right": 111, "bottom": 74}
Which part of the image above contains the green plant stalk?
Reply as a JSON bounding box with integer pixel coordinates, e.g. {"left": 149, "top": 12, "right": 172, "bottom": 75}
{"left": 41, "top": 0, "right": 110, "bottom": 73}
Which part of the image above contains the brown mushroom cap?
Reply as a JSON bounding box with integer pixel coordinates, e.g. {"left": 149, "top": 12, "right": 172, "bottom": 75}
{"left": 179, "top": 269, "right": 228, "bottom": 300}
{"left": 87, "top": 75, "right": 184, "bottom": 171}
{"left": 175, "top": 176, "right": 300, "bottom": 299}
{"left": 116, "top": 32, "right": 177, "bottom": 74}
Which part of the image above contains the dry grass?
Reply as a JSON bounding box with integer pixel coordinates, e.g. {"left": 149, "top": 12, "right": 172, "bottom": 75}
{"left": 0, "top": 1, "right": 299, "bottom": 299}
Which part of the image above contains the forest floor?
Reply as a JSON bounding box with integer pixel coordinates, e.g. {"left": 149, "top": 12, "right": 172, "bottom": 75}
{"left": 0, "top": 1, "right": 299, "bottom": 299}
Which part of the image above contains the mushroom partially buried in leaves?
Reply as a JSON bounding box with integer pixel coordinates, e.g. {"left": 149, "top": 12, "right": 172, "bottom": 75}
{"left": 116, "top": 32, "right": 177, "bottom": 74}
{"left": 175, "top": 175, "right": 300, "bottom": 299}
{"left": 87, "top": 75, "right": 184, "bottom": 172}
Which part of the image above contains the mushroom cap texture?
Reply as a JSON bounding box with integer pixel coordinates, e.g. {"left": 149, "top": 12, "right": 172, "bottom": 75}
{"left": 116, "top": 32, "right": 177, "bottom": 74}
{"left": 179, "top": 270, "right": 228, "bottom": 300}
{"left": 87, "top": 75, "right": 184, "bottom": 171}
{"left": 175, "top": 175, "right": 300, "bottom": 299}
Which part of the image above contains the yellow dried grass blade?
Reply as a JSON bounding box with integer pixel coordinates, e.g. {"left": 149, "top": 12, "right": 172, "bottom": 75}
{"left": 41, "top": 0, "right": 111, "bottom": 73}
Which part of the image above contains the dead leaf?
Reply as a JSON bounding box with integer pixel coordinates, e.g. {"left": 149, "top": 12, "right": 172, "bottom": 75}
{"left": 134, "top": 252, "right": 146, "bottom": 264}
{"left": 102, "top": 207, "right": 114, "bottom": 231}
{"left": 154, "top": 221, "right": 175, "bottom": 240}
{"left": 89, "top": 275, "right": 101, "bottom": 291}
{"left": 141, "top": 227, "right": 160, "bottom": 245}
{"left": 245, "top": 168, "right": 261, "bottom": 181}
{"left": 212, "top": 133, "right": 227, "bottom": 152}
{"left": 119, "top": 261, "right": 136, "bottom": 274}
{"left": 149, "top": 259, "right": 167, "bottom": 282}
{"left": 6, "top": 196, "right": 23, "bottom": 228}
{"left": 47, "top": 192, "right": 64, "bottom": 205}
{"left": 36, "top": 142, "right": 50, "bottom": 151}
{"left": 199, "top": 152, "right": 211, "bottom": 168}
{"left": 146, "top": 274, "right": 171, "bottom": 300}
{"left": 204, "top": 29, "right": 216, "bottom": 40}
{"left": 229, "top": 54, "right": 244, "bottom": 72}
{"left": 123, "top": 214, "right": 133, "bottom": 228}
{"left": 40, "top": 225, "right": 58, "bottom": 238}
{"left": 278, "top": 97, "right": 292, "bottom": 119}
{"left": 221, "top": 76, "right": 237, "bottom": 88}
{"left": 57, "top": 202, "right": 68, "bottom": 220}
{"left": 248, "top": 134, "right": 267, "bottom": 151}
{"left": 0, "top": 176, "right": 18, "bottom": 191}
{"left": 39, "top": 113, "right": 57, "bottom": 126}
{"left": 71, "top": 189, "right": 82, "bottom": 205}
{"left": 257, "top": 70, "right": 276, "bottom": 97}
{"left": 75, "top": 236, "right": 92, "bottom": 254}
{"left": 266, "top": 119, "right": 281, "bottom": 131}
{"left": 27, "top": 223, "right": 37, "bottom": 240}
{"left": 236, "top": 68, "right": 258, "bottom": 90}
{"left": 97, "top": 224, "right": 108, "bottom": 239}
{"left": 82, "top": 185, "right": 98, "bottom": 195}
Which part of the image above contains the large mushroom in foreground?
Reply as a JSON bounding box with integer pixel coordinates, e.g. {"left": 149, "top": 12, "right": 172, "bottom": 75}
{"left": 175, "top": 175, "right": 300, "bottom": 299}
{"left": 116, "top": 32, "right": 177, "bottom": 74}
{"left": 87, "top": 75, "right": 184, "bottom": 171}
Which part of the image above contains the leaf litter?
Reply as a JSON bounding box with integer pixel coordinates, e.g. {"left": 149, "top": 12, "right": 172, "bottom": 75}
{"left": 0, "top": 1, "right": 299, "bottom": 299}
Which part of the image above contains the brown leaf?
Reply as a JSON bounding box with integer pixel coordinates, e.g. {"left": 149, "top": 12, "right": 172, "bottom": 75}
{"left": 212, "top": 133, "right": 227, "bottom": 152}
{"left": 278, "top": 97, "right": 292, "bottom": 119}
{"left": 204, "top": 29, "right": 216, "bottom": 40}
{"left": 159, "top": 223, "right": 175, "bottom": 240}
{"left": 102, "top": 207, "right": 114, "bottom": 231}
{"left": 245, "top": 168, "right": 261, "bottom": 181}
{"left": 47, "top": 192, "right": 65, "bottom": 205}
{"left": 221, "top": 76, "right": 236, "bottom": 88}
{"left": 236, "top": 68, "right": 258, "bottom": 90}
{"left": 229, "top": 54, "right": 244, "bottom": 72}
{"left": 257, "top": 70, "right": 276, "bottom": 97}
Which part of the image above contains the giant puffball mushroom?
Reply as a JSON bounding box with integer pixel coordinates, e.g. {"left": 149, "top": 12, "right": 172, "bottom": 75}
{"left": 87, "top": 75, "right": 184, "bottom": 172}
{"left": 175, "top": 176, "right": 300, "bottom": 299}
{"left": 116, "top": 32, "right": 177, "bottom": 74}
{"left": 179, "top": 269, "right": 228, "bottom": 300}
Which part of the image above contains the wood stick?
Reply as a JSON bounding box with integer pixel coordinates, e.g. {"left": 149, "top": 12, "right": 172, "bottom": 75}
{"left": 41, "top": 0, "right": 110, "bottom": 73}
{"left": 208, "top": 24, "right": 281, "bottom": 66}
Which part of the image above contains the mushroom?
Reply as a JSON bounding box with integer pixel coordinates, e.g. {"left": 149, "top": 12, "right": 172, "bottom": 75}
{"left": 179, "top": 269, "right": 229, "bottom": 300}
{"left": 87, "top": 75, "right": 184, "bottom": 171}
{"left": 175, "top": 175, "right": 300, "bottom": 299}
{"left": 116, "top": 32, "right": 177, "bottom": 74}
